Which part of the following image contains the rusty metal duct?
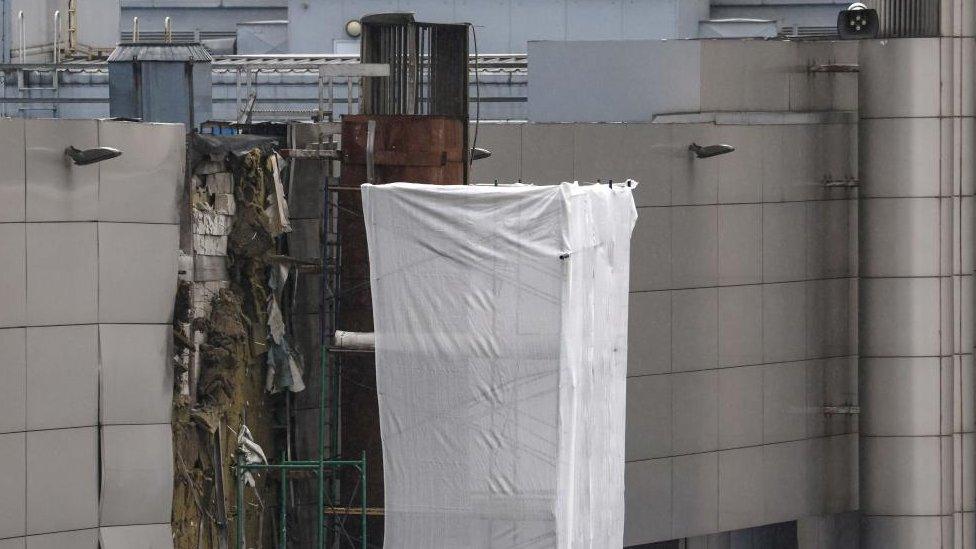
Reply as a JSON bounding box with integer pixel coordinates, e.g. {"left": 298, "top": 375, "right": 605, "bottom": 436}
{"left": 356, "top": 12, "right": 471, "bottom": 182}
{"left": 867, "top": 0, "right": 940, "bottom": 37}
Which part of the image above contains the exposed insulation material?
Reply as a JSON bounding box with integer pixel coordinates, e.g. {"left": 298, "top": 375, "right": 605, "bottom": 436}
{"left": 172, "top": 133, "right": 309, "bottom": 549}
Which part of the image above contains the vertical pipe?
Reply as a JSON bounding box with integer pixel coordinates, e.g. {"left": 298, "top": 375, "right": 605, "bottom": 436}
{"left": 18, "top": 10, "right": 24, "bottom": 61}
{"left": 317, "top": 172, "right": 331, "bottom": 549}
{"left": 317, "top": 66, "right": 323, "bottom": 120}
{"left": 52, "top": 11, "right": 59, "bottom": 64}
{"left": 132, "top": 16, "right": 139, "bottom": 42}
{"left": 235, "top": 68, "right": 242, "bottom": 119}
{"left": 164, "top": 16, "right": 172, "bottom": 43}
{"left": 347, "top": 76, "right": 353, "bottom": 115}
{"left": 328, "top": 77, "right": 334, "bottom": 121}
{"left": 361, "top": 452, "right": 367, "bottom": 549}
{"left": 279, "top": 452, "right": 287, "bottom": 548}
{"left": 236, "top": 456, "right": 246, "bottom": 549}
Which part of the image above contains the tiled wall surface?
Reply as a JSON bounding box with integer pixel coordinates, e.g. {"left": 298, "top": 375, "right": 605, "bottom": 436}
{"left": 0, "top": 119, "right": 182, "bottom": 548}
{"left": 858, "top": 33, "right": 976, "bottom": 548}
{"left": 471, "top": 121, "right": 859, "bottom": 545}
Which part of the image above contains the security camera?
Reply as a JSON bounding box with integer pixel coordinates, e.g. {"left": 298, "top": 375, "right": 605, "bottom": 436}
{"left": 837, "top": 2, "right": 879, "bottom": 39}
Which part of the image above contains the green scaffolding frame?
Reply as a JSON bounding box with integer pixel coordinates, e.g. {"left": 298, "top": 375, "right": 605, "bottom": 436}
{"left": 234, "top": 162, "right": 367, "bottom": 548}
{"left": 234, "top": 348, "right": 367, "bottom": 549}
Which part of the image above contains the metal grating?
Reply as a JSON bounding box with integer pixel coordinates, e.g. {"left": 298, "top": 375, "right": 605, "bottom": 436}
{"left": 868, "top": 0, "right": 940, "bottom": 37}
{"left": 359, "top": 14, "right": 469, "bottom": 118}
{"left": 778, "top": 25, "right": 840, "bottom": 40}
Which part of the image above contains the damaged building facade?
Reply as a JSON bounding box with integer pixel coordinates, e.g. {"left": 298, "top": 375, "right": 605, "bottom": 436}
{"left": 0, "top": 1, "right": 974, "bottom": 549}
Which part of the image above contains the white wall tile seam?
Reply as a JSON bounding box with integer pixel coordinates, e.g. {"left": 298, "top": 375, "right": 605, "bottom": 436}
{"left": 626, "top": 354, "right": 859, "bottom": 379}
{"left": 859, "top": 355, "right": 972, "bottom": 359}
{"left": 862, "top": 115, "right": 975, "bottom": 120}
{"left": 0, "top": 524, "right": 98, "bottom": 540}
{"left": 860, "top": 275, "right": 971, "bottom": 279}
{"left": 629, "top": 276, "right": 857, "bottom": 293}
{"left": 625, "top": 434, "right": 857, "bottom": 463}
{"left": 635, "top": 197, "right": 859, "bottom": 208}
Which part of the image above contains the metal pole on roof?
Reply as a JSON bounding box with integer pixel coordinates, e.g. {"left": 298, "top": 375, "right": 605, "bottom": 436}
{"left": 18, "top": 10, "right": 24, "bottom": 61}
{"left": 52, "top": 11, "right": 59, "bottom": 64}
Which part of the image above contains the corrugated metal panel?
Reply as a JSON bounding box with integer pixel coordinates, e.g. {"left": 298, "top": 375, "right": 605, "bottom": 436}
{"left": 107, "top": 42, "right": 213, "bottom": 62}
{"left": 869, "top": 0, "right": 940, "bottom": 37}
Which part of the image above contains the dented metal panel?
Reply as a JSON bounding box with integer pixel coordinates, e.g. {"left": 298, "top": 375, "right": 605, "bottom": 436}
{"left": 0, "top": 120, "right": 183, "bottom": 543}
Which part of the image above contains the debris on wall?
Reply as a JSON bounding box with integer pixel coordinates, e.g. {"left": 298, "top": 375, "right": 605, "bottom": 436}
{"left": 172, "top": 134, "right": 306, "bottom": 549}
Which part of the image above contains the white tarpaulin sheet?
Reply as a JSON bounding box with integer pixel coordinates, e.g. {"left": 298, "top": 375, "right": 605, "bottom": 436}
{"left": 363, "top": 182, "right": 637, "bottom": 548}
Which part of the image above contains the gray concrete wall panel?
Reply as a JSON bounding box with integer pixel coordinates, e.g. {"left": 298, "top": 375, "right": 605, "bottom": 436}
{"left": 528, "top": 40, "right": 702, "bottom": 123}
{"left": 24, "top": 119, "right": 99, "bottom": 222}
{"left": 24, "top": 529, "right": 98, "bottom": 549}
{"left": 0, "top": 120, "right": 181, "bottom": 543}
{"left": 99, "top": 424, "right": 173, "bottom": 526}
{"left": 859, "top": 117, "right": 942, "bottom": 198}
{"left": 99, "top": 324, "right": 173, "bottom": 425}
{"left": 97, "top": 223, "right": 178, "bottom": 324}
{"left": 99, "top": 524, "right": 174, "bottom": 549}
{"left": 97, "top": 121, "right": 184, "bottom": 224}
{"left": 0, "top": 120, "right": 25, "bottom": 223}
{"left": 25, "top": 325, "right": 98, "bottom": 431}
{"left": 0, "top": 224, "right": 26, "bottom": 328}
{"left": 25, "top": 427, "right": 98, "bottom": 535}
{"left": 25, "top": 222, "right": 98, "bottom": 326}
{"left": 0, "top": 433, "right": 26, "bottom": 539}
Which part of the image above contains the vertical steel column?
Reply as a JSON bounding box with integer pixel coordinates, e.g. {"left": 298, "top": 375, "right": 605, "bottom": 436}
{"left": 236, "top": 454, "right": 246, "bottom": 548}
{"left": 318, "top": 172, "right": 331, "bottom": 549}
{"left": 279, "top": 452, "right": 287, "bottom": 548}
{"left": 858, "top": 3, "right": 976, "bottom": 545}
{"left": 361, "top": 452, "right": 367, "bottom": 548}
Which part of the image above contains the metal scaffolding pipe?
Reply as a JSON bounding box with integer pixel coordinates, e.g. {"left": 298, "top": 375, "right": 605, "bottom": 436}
{"left": 333, "top": 330, "right": 375, "bottom": 350}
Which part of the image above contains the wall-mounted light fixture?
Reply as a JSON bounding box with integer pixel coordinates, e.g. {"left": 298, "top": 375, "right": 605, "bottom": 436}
{"left": 688, "top": 143, "right": 735, "bottom": 159}
{"left": 65, "top": 146, "right": 122, "bottom": 166}
{"left": 345, "top": 19, "right": 363, "bottom": 38}
{"left": 471, "top": 147, "right": 492, "bottom": 160}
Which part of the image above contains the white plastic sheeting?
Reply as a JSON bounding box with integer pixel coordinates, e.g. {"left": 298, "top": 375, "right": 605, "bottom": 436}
{"left": 363, "top": 182, "right": 637, "bottom": 548}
